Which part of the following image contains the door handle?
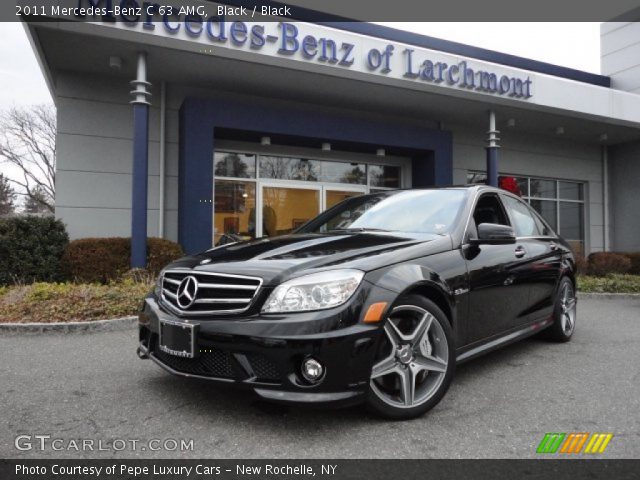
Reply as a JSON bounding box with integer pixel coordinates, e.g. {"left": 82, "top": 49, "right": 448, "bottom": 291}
{"left": 515, "top": 246, "right": 527, "bottom": 258}
{"left": 549, "top": 242, "right": 558, "bottom": 251}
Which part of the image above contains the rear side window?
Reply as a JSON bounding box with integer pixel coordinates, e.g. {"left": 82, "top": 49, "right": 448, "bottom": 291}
{"left": 501, "top": 195, "right": 541, "bottom": 237}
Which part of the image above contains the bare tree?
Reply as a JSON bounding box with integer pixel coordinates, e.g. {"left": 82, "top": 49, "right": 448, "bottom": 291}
{"left": 0, "top": 105, "right": 56, "bottom": 213}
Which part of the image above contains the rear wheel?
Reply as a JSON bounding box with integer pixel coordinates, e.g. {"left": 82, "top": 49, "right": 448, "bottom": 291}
{"left": 543, "top": 277, "right": 577, "bottom": 342}
{"left": 366, "top": 295, "right": 455, "bottom": 420}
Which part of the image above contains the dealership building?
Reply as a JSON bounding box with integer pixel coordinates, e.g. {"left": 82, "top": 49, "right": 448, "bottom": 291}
{"left": 23, "top": 8, "right": 640, "bottom": 262}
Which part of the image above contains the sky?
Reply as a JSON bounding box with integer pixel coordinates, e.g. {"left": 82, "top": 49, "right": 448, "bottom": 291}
{"left": 0, "top": 22, "right": 602, "bottom": 111}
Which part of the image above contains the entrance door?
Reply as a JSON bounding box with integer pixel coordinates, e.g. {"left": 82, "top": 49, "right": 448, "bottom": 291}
{"left": 259, "top": 183, "right": 321, "bottom": 237}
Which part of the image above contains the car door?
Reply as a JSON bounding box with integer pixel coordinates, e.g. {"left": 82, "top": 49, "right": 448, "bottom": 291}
{"left": 462, "top": 193, "right": 532, "bottom": 345}
{"left": 500, "top": 193, "right": 563, "bottom": 324}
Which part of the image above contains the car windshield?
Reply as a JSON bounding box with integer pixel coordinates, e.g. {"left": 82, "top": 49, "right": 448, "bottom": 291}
{"left": 299, "top": 189, "right": 468, "bottom": 235}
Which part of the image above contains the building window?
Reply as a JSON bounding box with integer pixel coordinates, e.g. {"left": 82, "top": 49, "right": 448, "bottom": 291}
{"left": 213, "top": 150, "right": 405, "bottom": 246}
{"left": 467, "top": 172, "right": 586, "bottom": 256}
{"left": 214, "top": 152, "right": 256, "bottom": 178}
{"left": 213, "top": 180, "right": 256, "bottom": 245}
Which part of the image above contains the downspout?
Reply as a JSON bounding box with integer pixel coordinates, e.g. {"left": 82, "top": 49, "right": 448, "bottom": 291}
{"left": 602, "top": 145, "right": 609, "bottom": 252}
{"left": 158, "top": 81, "right": 166, "bottom": 238}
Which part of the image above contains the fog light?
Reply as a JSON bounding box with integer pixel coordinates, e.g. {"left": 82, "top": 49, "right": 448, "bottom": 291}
{"left": 301, "top": 357, "right": 324, "bottom": 383}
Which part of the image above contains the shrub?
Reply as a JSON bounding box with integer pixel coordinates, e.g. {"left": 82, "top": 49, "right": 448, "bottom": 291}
{"left": 577, "top": 274, "right": 640, "bottom": 294}
{"left": 622, "top": 252, "right": 640, "bottom": 275}
{"left": 574, "top": 256, "right": 588, "bottom": 275}
{"left": 147, "top": 238, "right": 184, "bottom": 274}
{"left": 0, "top": 278, "right": 154, "bottom": 323}
{"left": 0, "top": 216, "right": 69, "bottom": 286}
{"left": 62, "top": 237, "right": 183, "bottom": 284}
{"left": 587, "top": 252, "right": 631, "bottom": 277}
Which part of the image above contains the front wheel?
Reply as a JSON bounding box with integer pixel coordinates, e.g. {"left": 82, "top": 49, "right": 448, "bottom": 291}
{"left": 543, "top": 277, "right": 577, "bottom": 342}
{"left": 366, "top": 295, "right": 455, "bottom": 420}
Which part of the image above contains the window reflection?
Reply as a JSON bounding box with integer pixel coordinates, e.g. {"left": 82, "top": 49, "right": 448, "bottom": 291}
{"left": 530, "top": 178, "right": 556, "bottom": 198}
{"left": 369, "top": 165, "right": 401, "bottom": 188}
{"left": 213, "top": 180, "right": 256, "bottom": 245}
{"left": 214, "top": 152, "right": 256, "bottom": 178}
{"left": 259, "top": 156, "right": 320, "bottom": 181}
{"left": 530, "top": 199, "right": 557, "bottom": 231}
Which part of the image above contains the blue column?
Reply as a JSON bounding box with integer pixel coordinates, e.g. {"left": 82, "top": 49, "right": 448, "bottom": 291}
{"left": 486, "top": 147, "right": 498, "bottom": 187}
{"left": 131, "top": 104, "right": 149, "bottom": 268}
{"left": 486, "top": 110, "right": 500, "bottom": 187}
{"left": 130, "top": 52, "right": 151, "bottom": 268}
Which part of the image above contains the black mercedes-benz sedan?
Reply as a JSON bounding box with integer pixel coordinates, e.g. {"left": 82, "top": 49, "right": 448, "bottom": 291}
{"left": 137, "top": 185, "right": 577, "bottom": 419}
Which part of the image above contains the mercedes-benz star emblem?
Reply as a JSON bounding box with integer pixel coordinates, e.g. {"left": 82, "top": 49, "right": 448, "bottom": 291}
{"left": 176, "top": 276, "right": 198, "bottom": 309}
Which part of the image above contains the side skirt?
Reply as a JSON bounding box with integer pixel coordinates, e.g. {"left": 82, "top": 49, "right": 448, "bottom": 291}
{"left": 455, "top": 317, "right": 553, "bottom": 364}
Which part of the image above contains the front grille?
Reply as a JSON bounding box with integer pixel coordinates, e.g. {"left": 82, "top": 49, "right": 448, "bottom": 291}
{"left": 154, "top": 347, "right": 236, "bottom": 379}
{"left": 152, "top": 344, "right": 281, "bottom": 383}
{"left": 245, "top": 352, "right": 281, "bottom": 381}
{"left": 160, "top": 269, "right": 262, "bottom": 316}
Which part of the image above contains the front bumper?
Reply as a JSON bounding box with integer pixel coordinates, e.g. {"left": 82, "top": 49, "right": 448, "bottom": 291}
{"left": 138, "top": 291, "right": 392, "bottom": 406}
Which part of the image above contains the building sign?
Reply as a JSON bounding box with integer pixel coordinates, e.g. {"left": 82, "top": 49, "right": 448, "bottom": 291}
{"left": 71, "top": 0, "right": 533, "bottom": 99}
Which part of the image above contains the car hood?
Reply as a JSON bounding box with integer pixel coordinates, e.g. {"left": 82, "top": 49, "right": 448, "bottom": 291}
{"left": 165, "top": 231, "right": 452, "bottom": 286}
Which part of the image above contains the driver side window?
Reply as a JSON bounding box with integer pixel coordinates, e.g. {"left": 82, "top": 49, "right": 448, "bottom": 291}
{"left": 473, "top": 194, "right": 510, "bottom": 226}
{"left": 467, "top": 193, "right": 510, "bottom": 241}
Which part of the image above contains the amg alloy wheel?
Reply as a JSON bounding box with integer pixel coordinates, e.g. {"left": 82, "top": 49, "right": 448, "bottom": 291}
{"left": 543, "top": 277, "right": 577, "bottom": 342}
{"left": 366, "top": 295, "right": 455, "bottom": 419}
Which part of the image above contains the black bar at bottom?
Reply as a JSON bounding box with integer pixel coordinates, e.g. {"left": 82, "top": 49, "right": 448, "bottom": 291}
{"left": 1, "top": 459, "right": 639, "bottom": 480}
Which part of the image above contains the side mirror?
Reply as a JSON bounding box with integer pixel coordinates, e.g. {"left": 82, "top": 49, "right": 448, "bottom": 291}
{"left": 471, "top": 223, "right": 516, "bottom": 245}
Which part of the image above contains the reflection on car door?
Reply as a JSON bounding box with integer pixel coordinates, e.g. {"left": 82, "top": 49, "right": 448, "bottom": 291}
{"left": 463, "top": 193, "right": 532, "bottom": 345}
{"left": 500, "top": 193, "right": 563, "bottom": 324}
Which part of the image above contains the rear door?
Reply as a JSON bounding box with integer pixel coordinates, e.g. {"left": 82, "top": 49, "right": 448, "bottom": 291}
{"left": 463, "top": 193, "right": 532, "bottom": 344}
{"left": 500, "top": 193, "right": 563, "bottom": 324}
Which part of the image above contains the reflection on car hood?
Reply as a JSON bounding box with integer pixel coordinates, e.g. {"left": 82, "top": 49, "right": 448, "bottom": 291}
{"left": 166, "top": 231, "right": 451, "bottom": 285}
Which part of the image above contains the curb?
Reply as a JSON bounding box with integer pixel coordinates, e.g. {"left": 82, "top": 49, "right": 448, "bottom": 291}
{"left": 0, "top": 316, "right": 137, "bottom": 334}
{"left": 578, "top": 292, "right": 640, "bottom": 300}
{"left": 0, "top": 293, "right": 637, "bottom": 334}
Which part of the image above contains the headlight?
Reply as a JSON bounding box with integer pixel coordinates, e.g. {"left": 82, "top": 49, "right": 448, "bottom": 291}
{"left": 154, "top": 270, "right": 164, "bottom": 297}
{"left": 261, "top": 269, "right": 364, "bottom": 313}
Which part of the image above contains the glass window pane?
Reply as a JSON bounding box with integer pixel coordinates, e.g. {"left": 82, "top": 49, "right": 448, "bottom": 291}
{"left": 213, "top": 180, "right": 256, "bottom": 245}
{"left": 515, "top": 177, "right": 528, "bottom": 197}
{"left": 320, "top": 161, "right": 366, "bottom": 184}
{"left": 326, "top": 190, "right": 364, "bottom": 209}
{"left": 214, "top": 152, "right": 256, "bottom": 178}
{"left": 259, "top": 156, "right": 320, "bottom": 181}
{"left": 502, "top": 195, "right": 541, "bottom": 237}
{"left": 467, "top": 172, "right": 486, "bottom": 185}
{"left": 558, "top": 181, "right": 583, "bottom": 200}
{"left": 559, "top": 202, "right": 584, "bottom": 241}
{"left": 529, "top": 178, "right": 557, "bottom": 198}
{"left": 529, "top": 199, "right": 557, "bottom": 231}
{"left": 262, "top": 186, "right": 320, "bottom": 236}
{"left": 370, "top": 165, "right": 401, "bottom": 188}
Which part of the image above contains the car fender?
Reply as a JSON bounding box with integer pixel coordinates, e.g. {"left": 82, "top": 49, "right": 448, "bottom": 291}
{"left": 368, "top": 262, "right": 459, "bottom": 330}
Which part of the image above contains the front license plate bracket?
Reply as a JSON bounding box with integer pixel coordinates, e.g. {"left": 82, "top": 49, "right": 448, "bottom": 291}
{"left": 159, "top": 319, "right": 197, "bottom": 358}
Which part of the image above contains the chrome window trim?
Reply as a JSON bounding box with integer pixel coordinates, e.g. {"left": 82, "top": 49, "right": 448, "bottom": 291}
{"left": 160, "top": 269, "right": 263, "bottom": 316}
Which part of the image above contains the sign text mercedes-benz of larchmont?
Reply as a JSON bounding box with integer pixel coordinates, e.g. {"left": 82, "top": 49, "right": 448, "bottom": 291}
{"left": 63, "top": 0, "right": 533, "bottom": 99}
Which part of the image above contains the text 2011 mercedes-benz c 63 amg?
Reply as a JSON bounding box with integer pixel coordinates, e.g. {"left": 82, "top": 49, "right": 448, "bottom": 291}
{"left": 137, "top": 186, "right": 577, "bottom": 419}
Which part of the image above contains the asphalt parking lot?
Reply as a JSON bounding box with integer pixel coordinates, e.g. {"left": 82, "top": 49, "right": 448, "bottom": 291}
{"left": 1, "top": 297, "right": 639, "bottom": 459}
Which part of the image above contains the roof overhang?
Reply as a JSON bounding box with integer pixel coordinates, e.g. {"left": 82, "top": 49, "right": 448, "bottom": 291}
{"left": 24, "top": 16, "right": 640, "bottom": 145}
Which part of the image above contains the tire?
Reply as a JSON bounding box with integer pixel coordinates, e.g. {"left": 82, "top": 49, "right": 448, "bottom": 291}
{"left": 366, "top": 295, "right": 456, "bottom": 420}
{"left": 542, "top": 277, "right": 577, "bottom": 343}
